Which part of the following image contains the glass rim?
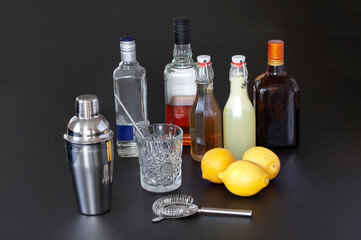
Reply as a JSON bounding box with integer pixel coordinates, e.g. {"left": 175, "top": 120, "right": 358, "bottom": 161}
{"left": 135, "top": 123, "right": 183, "bottom": 142}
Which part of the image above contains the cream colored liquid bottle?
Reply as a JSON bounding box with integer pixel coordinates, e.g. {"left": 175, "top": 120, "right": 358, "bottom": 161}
{"left": 223, "top": 55, "right": 255, "bottom": 160}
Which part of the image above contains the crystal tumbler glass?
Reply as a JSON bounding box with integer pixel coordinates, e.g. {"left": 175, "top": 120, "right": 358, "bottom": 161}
{"left": 135, "top": 124, "right": 183, "bottom": 193}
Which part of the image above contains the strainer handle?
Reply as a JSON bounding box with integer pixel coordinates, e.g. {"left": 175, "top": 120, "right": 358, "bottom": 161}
{"left": 199, "top": 207, "right": 252, "bottom": 217}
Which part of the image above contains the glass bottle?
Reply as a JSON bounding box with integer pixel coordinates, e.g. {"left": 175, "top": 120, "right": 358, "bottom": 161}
{"left": 254, "top": 40, "right": 299, "bottom": 147}
{"left": 113, "top": 36, "right": 148, "bottom": 158}
{"left": 164, "top": 17, "right": 196, "bottom": 146}
{"left": 190, "top": 55, "right": 222, "bottom": 162}
{"left": 223, "top": 55, "right": 255, "bottom": 160}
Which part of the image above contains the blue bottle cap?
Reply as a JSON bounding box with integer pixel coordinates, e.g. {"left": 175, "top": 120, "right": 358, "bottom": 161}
{"left": 120, "top": 36, "right": 135, "bottom": 42}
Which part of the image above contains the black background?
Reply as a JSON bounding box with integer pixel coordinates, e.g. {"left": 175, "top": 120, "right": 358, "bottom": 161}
{"left": 1, "top": 0, "right": 361, "bottom": 239}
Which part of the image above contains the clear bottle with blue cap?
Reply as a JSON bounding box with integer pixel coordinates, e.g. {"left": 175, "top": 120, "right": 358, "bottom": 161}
{"left": 223, "top": 55, "right": 255, "bottom": 159}
{"left": 190, "top": 55, "right": 222, "bottom": 162}
{"left": 113, "top": 36, "right": 148, "bottom": 158}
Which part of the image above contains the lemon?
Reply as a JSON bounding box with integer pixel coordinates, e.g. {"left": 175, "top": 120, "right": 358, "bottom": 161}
{"left": 201, "top": 148, "right": 236, "bottom": 184}
{"left": 218, "top": 160, "right": 269, "bottom": 197}
{"left": 242, "top": 146, "right": 280, "bottom": 180}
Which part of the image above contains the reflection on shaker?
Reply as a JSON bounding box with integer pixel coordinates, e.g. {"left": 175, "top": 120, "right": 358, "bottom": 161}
{"left": 103, "top": 164, "right": 110, "bottom": 184}
{"left": 63, "top": 95, "right": 114, "bottom": 216}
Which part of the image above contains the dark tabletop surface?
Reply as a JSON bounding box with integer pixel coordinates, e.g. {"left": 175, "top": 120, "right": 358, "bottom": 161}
{"left": 1, "top": 0, "right": 361, "bottom": 239}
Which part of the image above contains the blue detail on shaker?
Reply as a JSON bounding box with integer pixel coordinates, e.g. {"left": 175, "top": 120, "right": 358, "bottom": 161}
{"left": 117, "top": 125, "right": 134, "bottom": 141}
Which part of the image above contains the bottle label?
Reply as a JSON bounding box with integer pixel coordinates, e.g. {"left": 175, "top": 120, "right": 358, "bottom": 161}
{"left": 117, "top": 125, "right": 134, "bottom": 141}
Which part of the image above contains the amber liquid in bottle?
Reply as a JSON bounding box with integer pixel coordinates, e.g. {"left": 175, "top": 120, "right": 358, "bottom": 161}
{"left": 165, "top": 96, "right": 195, "bottom": 146}
{"left": 190, "top": 56, "right": 222, "bottom": 162}
{"left": 191, "top": 84, "right": 222, "bottom": 161}
{"left": 255, "top": 41, "right": 299, "bottom": 147}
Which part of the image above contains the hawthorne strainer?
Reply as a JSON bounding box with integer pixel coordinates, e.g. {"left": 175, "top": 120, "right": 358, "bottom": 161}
{"left": 152, "top": 194, "right": 252, "bottom": 222}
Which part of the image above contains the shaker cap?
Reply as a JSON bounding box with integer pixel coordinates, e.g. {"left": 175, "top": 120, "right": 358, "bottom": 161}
{"left": 63, "top": 95, "right": 114, "bottom": 144}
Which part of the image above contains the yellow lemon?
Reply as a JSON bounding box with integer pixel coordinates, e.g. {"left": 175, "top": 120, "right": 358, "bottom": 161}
{"left": 218, "top": 160, "right": 269, "bottom": 197}
{"left": 201, "top": 148, "right": 236, "bottom": 184}
{"left": 242, "top": 146, "right": 281, "bottom": 180}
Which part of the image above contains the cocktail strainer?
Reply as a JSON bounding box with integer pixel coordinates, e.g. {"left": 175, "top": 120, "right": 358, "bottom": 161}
{"left": 152, "top": 194, "right": 252, "bottom": 222}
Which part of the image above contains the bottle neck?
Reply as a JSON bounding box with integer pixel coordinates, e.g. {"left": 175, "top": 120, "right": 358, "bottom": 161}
{"left": 230, "top": 77, "right": 248, "bottom": 95}
{"left": 121, "top": 50, "right": 136, "bottom": 63}
{"left": 172, "top": 44, "right": 193, "bottom": 66}
{"left": 196, "top": 63, "right": 214, "bottom": 84}
{"left": 196, "top": 82, "right": 213, "bottom": 94}
{"left": 229, "top": 64, "right": 248, "bottom": 91}
{"left": 267, "top": 60, "right": 286, "bottom": 75}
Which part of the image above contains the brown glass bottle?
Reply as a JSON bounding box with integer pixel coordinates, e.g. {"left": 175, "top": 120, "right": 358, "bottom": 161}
{"left": 255, "top": 40, "right": 299, "bottom": 147}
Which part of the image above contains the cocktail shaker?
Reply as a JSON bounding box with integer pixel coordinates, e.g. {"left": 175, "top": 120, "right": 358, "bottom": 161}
{"left": 64, "top": 95, "right": 114, "bottom": 215}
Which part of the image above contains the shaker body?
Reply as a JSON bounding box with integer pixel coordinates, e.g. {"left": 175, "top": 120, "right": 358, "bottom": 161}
{"left": 65, "top": 139, "right": 114, "bottom": 215}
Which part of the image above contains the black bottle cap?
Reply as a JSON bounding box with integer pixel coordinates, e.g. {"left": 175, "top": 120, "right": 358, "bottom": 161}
{"left": 174, "top": 17, "right": 190, "bottom": 45}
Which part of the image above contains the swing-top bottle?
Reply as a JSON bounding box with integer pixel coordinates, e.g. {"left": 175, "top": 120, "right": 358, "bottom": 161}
{"left": 190, "top": 55, "right": 222, "bottom": 162}
{"left": 223, "top": 55, "right": 255, "bottom": 160}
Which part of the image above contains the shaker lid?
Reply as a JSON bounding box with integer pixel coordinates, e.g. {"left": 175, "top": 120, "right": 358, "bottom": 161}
{"left": 63, "top": 95, "right": 114, "bottom": 144}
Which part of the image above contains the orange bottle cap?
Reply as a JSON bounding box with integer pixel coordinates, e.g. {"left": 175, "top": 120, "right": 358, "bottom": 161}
{"left": 268, "top": 40, "right": 284, "bottom": 61}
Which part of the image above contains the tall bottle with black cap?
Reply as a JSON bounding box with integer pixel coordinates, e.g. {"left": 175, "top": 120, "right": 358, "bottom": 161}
{"left": 164, "top": 17, "right": 196, "bottom": 146}
{"left": 190, "top": 55, "right": 222, "bottom": 162}
{"left": 113, "top": 36, "right": 148, "bottom": 158}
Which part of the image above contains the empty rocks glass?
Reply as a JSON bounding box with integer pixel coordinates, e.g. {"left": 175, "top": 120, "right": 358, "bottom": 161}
{"left": 135, "top": 124, "right": 183, "bottom": 193}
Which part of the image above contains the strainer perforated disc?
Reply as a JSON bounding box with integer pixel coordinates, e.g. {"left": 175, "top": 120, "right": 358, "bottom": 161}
{"left": 152, "top": 194, "right": 252, "bottom": 223}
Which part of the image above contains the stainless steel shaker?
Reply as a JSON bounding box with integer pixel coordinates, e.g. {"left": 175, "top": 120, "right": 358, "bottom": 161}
{"left": 64, "top": 95, "right": 114, "bottom": 215}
